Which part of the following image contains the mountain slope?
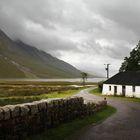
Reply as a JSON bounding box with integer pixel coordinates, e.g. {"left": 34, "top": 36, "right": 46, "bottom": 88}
{"left": 0, "top": 29, "right": 81, "bottom": 78}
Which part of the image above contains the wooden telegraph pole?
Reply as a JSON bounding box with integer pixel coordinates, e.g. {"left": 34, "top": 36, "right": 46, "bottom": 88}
{"left": 104, "top": 64, "right": 110, "bottom": 79}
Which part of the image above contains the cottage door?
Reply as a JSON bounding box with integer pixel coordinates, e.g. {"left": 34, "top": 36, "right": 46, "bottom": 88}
{"left": 114, "top": 86, "right": 117, "bottom": 96}
{"left": 122, "top": 86, "right": 126, "bottom": 96}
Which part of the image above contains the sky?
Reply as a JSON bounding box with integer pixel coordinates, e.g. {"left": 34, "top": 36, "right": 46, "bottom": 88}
{"left": 0, "top": 0, "right": 139, "bottom": 77}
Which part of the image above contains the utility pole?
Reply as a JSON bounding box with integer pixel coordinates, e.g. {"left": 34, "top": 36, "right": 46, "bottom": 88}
{"left": 104, "top": 64, "right": 110, "bottom": 79}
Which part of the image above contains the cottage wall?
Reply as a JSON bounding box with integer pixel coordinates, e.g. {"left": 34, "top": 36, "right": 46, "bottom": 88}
{"left": 102, "top": 84, "right": 122, "bottom": 96}
{"left": 132, "top": 86, "right": 140, "bottom": 98}
{"left": 125, "top": 86, "right": 135, "bottom": 97}
{"left": 102, "top": 84, "right": 140, "bottom": 98}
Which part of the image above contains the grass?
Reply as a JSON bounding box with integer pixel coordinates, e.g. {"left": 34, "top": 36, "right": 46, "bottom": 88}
{"left": 46, "top": 90, "right": 79, "bottom": 98}
{"left": 90, "top": 87, "right": 102, "bottom": 96}
{"left": 0, "top": 89, "right": 79, "bottom": 106}
{"left": 0, "top": 80, "right": 94, "bottom": 106}
{"left": 0, "top": 80, "right": 97, "bottom": 86}
{"left": 0, "top": 81, "right": 90, "bottom": 106}
{"left": 0, "top": 56, "right": 25, "bottom": 78}
{"left": 27, "top": 106, "right": 116, "bottom": 140}
{"left": 90, "top": 88, "right": 140, "bottom": 103}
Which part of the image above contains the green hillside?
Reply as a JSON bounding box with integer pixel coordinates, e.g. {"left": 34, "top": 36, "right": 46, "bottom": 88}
{"left": 0, "top": 29, "right": 81, "bottom": 78}
{"left": 0, "top": 55, "right": 25, "bottom": 78}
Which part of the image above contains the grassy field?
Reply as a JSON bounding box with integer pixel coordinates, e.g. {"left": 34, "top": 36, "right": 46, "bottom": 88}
{"left": 90, "top": 88, "right": 140, "bottom": 103}
{"left": 0, "top": 89, "right": 80, "bottom": 106}
{"left": 0, "top": 80, "right": 97, "bottom": 86}
{"left": 27, "top": 106, "right": 116, "bottom": 140}
{"left": 0, "top": 81, "right": 95, "bottom": 106}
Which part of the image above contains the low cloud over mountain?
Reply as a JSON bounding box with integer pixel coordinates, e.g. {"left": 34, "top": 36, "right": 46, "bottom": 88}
{"left": 0, "top": 0, "right": 139, "bottom": 76}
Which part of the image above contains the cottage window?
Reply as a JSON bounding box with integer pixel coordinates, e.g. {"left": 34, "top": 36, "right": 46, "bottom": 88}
{"left": 109, "top": 86, "right": 111, "bottom": 91}
{"left": 132, "top": 86, "right": 135, "bottom": 92}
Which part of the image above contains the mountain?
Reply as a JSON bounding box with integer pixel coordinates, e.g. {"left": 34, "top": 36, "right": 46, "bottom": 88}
{"left": 0, "top": 29, "right": 81, "bottom": 78}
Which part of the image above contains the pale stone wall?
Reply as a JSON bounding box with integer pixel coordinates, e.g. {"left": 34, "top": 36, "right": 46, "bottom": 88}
{"left": 0, "top": 97, "right": 107, "bottom": 140}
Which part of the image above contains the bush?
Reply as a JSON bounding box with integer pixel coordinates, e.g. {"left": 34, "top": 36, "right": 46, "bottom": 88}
{"left": 98, "top": 81, "right": 103, "bottom": 92}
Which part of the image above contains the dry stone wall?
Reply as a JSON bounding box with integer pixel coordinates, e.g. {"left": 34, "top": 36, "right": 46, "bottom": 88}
{"left": 0, "top": 97, "right": 107, "bottom": 140}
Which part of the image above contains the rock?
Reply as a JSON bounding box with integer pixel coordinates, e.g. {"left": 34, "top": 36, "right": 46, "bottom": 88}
{"left": 1, "top": 107, "right": 11, "bottom": 120}
{"left": 6, "top": 105, "right": 20, "bottom": 118}
{"left": 37, "top": 102, "right": 47, "bottom": 111}
{"left": 20, "top": 105, "right": 30, "bottom": 116}
{"left": 25, "top": 103, "right": 39, "bottom": 115}
{"left": 0, "top": 108, "right": 4, "bottom": 120}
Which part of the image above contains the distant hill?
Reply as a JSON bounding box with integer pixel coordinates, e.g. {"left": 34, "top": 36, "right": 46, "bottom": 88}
{"left": 0, "top": 29, "right": 81, "bottom": 78}
{"left": 85, "top": 71, "right": 104, "bottom": 78}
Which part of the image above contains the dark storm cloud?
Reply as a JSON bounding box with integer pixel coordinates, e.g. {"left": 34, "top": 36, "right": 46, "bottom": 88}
{"left": 84, "top": 0, "right": 140, "bottom": 40}
{"left": 0, "top": 0, "right": 139, "bottom": 75}
{"left": 0, "top": 0, "right": 78, "bottom": 52}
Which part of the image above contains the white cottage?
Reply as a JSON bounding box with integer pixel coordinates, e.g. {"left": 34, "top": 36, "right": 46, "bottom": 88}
{"left": 102, "top": 71, "right": 140, "bottom": 98}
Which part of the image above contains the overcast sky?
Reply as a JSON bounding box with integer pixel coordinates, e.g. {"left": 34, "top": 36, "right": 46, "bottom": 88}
{"left": 0, "top": 0, "right": 139, "bottom": 76}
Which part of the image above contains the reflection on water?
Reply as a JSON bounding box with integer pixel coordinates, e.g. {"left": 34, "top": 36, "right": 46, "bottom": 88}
{"left": 0, "top": 78, "right": 106, "bottom": 82}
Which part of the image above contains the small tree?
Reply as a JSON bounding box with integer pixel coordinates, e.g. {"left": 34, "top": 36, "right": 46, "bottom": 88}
{"left": 81, "top": 72, "right": 88, "bottom": 86}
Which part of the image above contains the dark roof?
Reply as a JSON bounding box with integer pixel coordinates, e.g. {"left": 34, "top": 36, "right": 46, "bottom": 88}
{"left": 104, "top": 71, "right": 140, "bottom": 86}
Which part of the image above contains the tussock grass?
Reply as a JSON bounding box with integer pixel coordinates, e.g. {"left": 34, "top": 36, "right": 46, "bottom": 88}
{"left": 0, "top": 90, "right": 79, "bottom": 106}
{"left": 0, "top": 80, "right": 95, "bottom": 106}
